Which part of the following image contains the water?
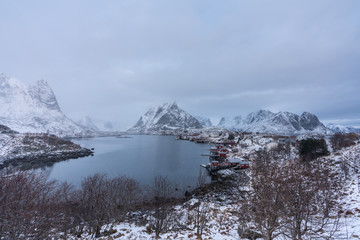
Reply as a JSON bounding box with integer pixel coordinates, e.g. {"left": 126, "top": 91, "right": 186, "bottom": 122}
{"left": 43, "top": 135, "right": 210, "bottom": 189}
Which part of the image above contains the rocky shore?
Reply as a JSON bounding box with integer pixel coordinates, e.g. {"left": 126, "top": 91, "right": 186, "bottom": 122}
{"left": 0, "top": 148, "right": 93, "bottom": 170}
{"left": 0, "top": 131, "right": 94, "bottom": 170}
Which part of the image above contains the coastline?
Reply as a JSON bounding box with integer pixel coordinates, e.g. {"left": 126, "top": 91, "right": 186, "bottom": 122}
{"left": 0, "top": 148, "right": 93, "bottom": 170}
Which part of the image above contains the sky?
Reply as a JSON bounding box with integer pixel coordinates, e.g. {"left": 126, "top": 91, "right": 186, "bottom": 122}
{"left": 0, "top": 0, "right": 359, "bottom": 129}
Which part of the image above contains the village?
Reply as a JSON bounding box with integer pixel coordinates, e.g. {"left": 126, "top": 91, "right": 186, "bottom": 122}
{"left": 76, "top": 129, "right": 360, "bottom": 240}
{"left": 175, "top": 129, "right": 308, "bottom": 172}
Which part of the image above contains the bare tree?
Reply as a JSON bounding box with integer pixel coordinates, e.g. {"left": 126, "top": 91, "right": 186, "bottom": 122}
{"left": 147, "top": 175, "right": 178, "bottom": 238}
{"left": 108, "top": 176, "right": 141, "bottom": 222}
{"left": 77, "top": 173, "right": 111, "bottom": 237}
{"left": 52, "top": 181, "right": 86, "bottom": 239}
{"left": 239, "top": 149, "right": 285, "bottom": 240}
{"left": 280, "top": 161, "right": 339, "bottom": 240}
{"left": 193, "top": 201, "right": 211, "bottom": 239}
{"left": 75, "top": 173, "right": 141, "bottom": 237}
{"left": 239, "top": 150, "right": 339, "bottom": 240}
{"left": 197, "top": 168, "right": 208, "bottom": 188}
{"left": 331, "top": 133, "right": 359, "bottom": 151}
{"left": 0, "top": 170, "right": 57, "bottom": 240}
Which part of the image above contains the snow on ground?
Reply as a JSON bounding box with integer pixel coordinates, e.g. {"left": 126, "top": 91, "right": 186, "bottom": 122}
{"left": 330, "top": 143, "right": 360, "bottom": 239}
{"left": 67, "top": 200, "right": 242, "bottom": 240}
{"left": 0, "top": 132, "right": 89, "bottom": 165}
{"left": 66, "top": 134, "right": 360, "bottom": 240}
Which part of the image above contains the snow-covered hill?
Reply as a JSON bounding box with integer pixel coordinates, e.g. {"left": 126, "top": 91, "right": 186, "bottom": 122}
{"left": 0, "top": 73, "right": 92, "bottom": 137}
{"left": 218, "top": 110, "right": 328, "bottom": 135}
{"left": 128, "top": 102, "right": 202, "bottom": 133}
{"left": 326, "top": 123, "right": 360, "bottom": 133}
{"left": 0, "top": 129, "right": 92, "bottom": 168}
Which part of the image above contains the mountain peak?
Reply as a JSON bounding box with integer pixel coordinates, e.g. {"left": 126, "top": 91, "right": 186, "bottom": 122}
{"left": 161, "top": 101, "right": 178, "bottom": 110}
{"left": 129, "top": 102, "right": 202, "bottom": 133}
{"left": 0, "top": 73, "right": 91, "bottom": 137}
{"left": 300, "top": 112, "right": 323, "bottom": 130}
{"left": 28, "top": 79, "right": 60, "bottom": 111}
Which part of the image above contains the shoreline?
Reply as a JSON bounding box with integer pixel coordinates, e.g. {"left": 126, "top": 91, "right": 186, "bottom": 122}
{"left": 0, "top": 148, "right": 94, "bottom": 170}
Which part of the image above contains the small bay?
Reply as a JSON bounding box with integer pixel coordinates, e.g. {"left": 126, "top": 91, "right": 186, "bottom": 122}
{"left": 43, "top": 135, "right": 210, "bottom": 189}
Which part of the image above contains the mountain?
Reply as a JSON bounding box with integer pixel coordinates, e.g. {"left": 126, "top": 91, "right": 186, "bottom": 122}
{"left": 128, "top": 102, "right": 202, "bottom": 133}
{"left": 77, "top": 116, "right": 116, "bottom": 132}
{"left": 0, "top": 73, "right": 92, "bottom": 137}
{"left": 218, "top": 110, "right": 328, "bottom": 134}
{"left": 195, "top": 116, "right": 212, "bottom": 127}
{"left": 77, "top": 116, "right": 100, "bottom": 132}
{"left": 326, "top": 123, "right": 360, "bottom": 133}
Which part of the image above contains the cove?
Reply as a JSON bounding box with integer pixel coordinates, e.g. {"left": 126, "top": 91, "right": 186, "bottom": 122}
{"left": 42, "top": 135, "right": 210, "bottom": 189}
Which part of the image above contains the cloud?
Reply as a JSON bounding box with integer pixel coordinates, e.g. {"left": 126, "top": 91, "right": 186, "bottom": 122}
{"left": 0, "top": 0, "right": 359, "bottom": 129}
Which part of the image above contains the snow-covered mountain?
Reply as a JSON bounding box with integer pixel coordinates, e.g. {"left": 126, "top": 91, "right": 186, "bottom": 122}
{"left": 128, "top": 102, "right": 202, "bottom": 133}
{"left": 218, "top": 110, "right": 328, "bottom": 135}
{"left": 0, "top": 73, "right": 92, "bottom": 137}
{"left": 195, "top": 116, "right": 212, "bottom": 127}
{"left": 77, "top": 116, "right": 116, "bottom": 132}
{"left": 326, "top": 123, "right": 360, "bottom": 133}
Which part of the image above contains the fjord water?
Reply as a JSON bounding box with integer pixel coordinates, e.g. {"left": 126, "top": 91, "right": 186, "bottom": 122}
{"left": 45, "top": 135, "right": 210, "bottom": 189}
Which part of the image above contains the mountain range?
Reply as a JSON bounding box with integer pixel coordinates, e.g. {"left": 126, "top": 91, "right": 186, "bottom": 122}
{"left": 218, "top": 110, "right": 329, "bottom": 134}
{"left": 326, "top": 123, "right": 360, "bottom": 133}
{"left": 128, "top": 103, "right": 332, "bottom": 135}
{"left": 0, "top": 73, "right": 92, "bottom": 137}
{"left": 1, "top": 72, "right": 357, "bottom": 136}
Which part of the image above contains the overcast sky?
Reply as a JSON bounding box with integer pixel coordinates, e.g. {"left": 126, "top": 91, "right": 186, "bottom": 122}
{"left": 1, "top": 0, "right": 359, "bottom": 129}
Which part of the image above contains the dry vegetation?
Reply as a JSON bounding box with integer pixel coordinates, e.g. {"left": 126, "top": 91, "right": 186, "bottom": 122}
{"left": 1, "top": 133, "right": 359, "bottom": 239}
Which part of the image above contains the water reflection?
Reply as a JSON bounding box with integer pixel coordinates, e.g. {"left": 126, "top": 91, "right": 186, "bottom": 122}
{"left": 43, "top": 135, "right": 210, "bottom": 189}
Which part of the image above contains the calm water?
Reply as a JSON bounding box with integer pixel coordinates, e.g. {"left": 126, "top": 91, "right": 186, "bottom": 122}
{"left": 43, "top": 135, "right": 210, "bottom": 189}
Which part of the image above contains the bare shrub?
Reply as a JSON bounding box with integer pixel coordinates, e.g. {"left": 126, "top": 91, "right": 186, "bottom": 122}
{"left": 76, "top": 173, "right": 141, "bottom": 237}
{"left": 239, "top": 150, "right": 339, "bottom": 240}
{"left": 108, "top": 176, "right": 142, "bottom": 222}
{"left": 197, "top": 168, "right": 208, "bottom": 188}
{"left": 193, "top": 201, "right": 211, "bottom": 239}
{"left": 280, "top": 161, "right": 339, "bottom": 240}
{"left": 239, "top": 149, "right": 285, "bottom": 240}
{"left": 147, "top": 175, "right": 179, "bottom": 238}
{"left": 0, "top": 170, "right": 57, "bottom": 240}
{"left": 331, "top": 133, "right": 359, "bottom": 151}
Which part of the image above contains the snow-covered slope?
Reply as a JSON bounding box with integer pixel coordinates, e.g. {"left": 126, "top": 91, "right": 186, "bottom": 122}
{"left": 218, "top": 110, "right": 328, "bottom": 135}
{"left": 128, "top": 102, "right": 202, "bottom": 133}
{"left": 0, "top": 130, "right": 92, "bottom": 168}
{"left": 0, "top": 73, "right": 92, "bottom": 137}
{"left": 326, "top": 123, "right": 360, "bottom": 133}
{"left": 195, "top": 116, "right": 212, "bottom": 127}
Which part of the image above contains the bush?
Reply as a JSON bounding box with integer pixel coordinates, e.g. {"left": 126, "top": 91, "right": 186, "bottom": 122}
{"left": 331, "top": 133, "right": 359, "bottom": 151}
{"left": 298, "top": 138, "right": 329, "bottom": 161}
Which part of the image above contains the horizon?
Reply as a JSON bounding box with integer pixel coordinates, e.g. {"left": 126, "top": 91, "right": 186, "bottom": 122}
{"left": 2, "top": 72, "right": 360, "bottom": 130}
